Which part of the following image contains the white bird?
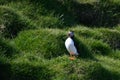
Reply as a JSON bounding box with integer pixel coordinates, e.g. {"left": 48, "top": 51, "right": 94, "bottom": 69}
{"left": 65, "top": 31, "right": 78, "bottom": 57}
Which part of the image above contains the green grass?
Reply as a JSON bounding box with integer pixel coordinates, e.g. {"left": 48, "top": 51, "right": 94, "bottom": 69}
{"left": 0, "top": 38, "right": 18, "bottom": 57}
{"left": 1, "top": 26, "right": 120, "bottom": 80}
{"left": 0, "top": 0, "right": 120, "bottom": 80}
{"left": 0, "top": 55, "right": 11, "bottom": 80}
{"left": 70, "top": 26, "right": 120, "bottom": 50}
{"left": 1, "top": 52, "right": 120, "bottom": 80}
{"left": 0, "top": 6, "right": 34, "bottom": 38}
{"left": 76, "top": 0, "right": 120, "bottom": 4}
{"left": 14, "top": 29, "right": 67, "bottom": 59}
{"left": 1, "top": 0, "right": 119, "bottom": 27}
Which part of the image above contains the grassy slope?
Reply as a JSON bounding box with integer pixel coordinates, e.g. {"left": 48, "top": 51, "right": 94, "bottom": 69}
{"left": 0, "top": 0, "right": 120, "bottom": 80}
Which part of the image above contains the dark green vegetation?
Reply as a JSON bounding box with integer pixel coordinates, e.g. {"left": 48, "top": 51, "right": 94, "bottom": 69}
{"left": 0, "top": 0, "right": 120, "bottom": 80}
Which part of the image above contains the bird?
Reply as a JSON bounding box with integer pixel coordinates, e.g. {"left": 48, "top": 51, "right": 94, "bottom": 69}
{"left": 65, "top": 31, "right": 78, "bottom": 60}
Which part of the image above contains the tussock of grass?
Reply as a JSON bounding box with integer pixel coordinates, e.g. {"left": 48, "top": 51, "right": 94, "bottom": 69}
{"left": 109, "top": 50, "right": 120, "bottom": 60}
{"left": 70, "top": 26, "right": 120, "bottom": 50}
{"left": 1, "top": 53, "right": 120, "bottom": 80}
{"left": 0, "top": 6, "right": 34, "bottom": 38}
{"left": 83, "top": 38, "right": 111, "bottom": 55}
{"left": 95, "top": 55, "right": 120, "bottom": 78}
{"left": 0, "top": 38, "right": 17, "bottom": 57}
{"left": 47, "top": 55, "right": 120, "bottom": 80}
{"left": 98, "top": 29, "right": 120, "bottom": 49}
{"left": 32, "top": 15, "right": 64, "bottom": 28}
{"left": 70, "top": 26, "right": 103, "bottom": 40}
{"left": 14, "top": 29, "right": 67, "bottom": 59}
{"left": 11, "top": 58, "right": 52, "bottom": 80}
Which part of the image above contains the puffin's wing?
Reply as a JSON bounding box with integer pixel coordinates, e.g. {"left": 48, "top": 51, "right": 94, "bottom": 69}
{"left": 69, "top": 43, "right": 77, "bottom": 54}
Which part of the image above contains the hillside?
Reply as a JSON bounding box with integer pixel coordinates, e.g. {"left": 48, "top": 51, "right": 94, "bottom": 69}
{"left": 0, "top": 0, "right": 120, "bottom": 80}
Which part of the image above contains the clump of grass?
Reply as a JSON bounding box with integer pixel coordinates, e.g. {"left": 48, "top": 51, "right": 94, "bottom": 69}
{"left": 73, "top": 36, "right": 92, "bottom": 58}
{"left": 47, "top": 55, "right": 120, "bottom": 80}
{"left": 71, "top": 26, "right": 120, "bottom": 50}
{"left": 0, "top": 51, "right": 53, "bottom": 80}
{"left": 92, "top": 0, "right": 120, "bottom": 27}
{"left": 98, "top": 29, "right": 120, "bottom": 49}
{"left": 33, "top": 15, "right": 64, "bottom": 29}
{"left": 85, "top": 62, "right": 120, "bottom": 80}
{"left": 71, "top": 26, "right": 102, "bottom": 39}
{"left": 14, "top": 29, "right": 67, "bottom": 59}
{"left": 109, "top": 50, "right": 120, "bottom": 60}
{"left": 84, "top": 38, "right": 112, "bottom": 55}
{"left": 5, "top": 0, "right": 76, "bottom": 27}
{"left": 95, "top": 55, "right": 120, "bottom": 80}
{"left": 14, "top": 29, "right": 97, "bottom": 59}
{"left": 10, "top": 55, "right": 53, "bottom": 80}
{"left": 0, "top": 6, "right": 34, "bottom": 38}
{"left": 0, "top": 38, "right": 18, "bottom": 57}
{"left": 70, "top": 26, "right": 112, "bottom": 55}
{"left": 1, "top": 0, "right": 120, "bottom": 27}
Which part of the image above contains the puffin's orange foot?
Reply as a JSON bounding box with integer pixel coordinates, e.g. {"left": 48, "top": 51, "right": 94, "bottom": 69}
{"left": 69, "top": 56, "right": 75, "bottom": 60}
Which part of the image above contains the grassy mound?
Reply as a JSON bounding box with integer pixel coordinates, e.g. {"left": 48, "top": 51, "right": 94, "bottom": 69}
{"left": 73, "top": 37, "right": 92, "bottom": 58}
{"left": 71, "top": 26, "right": 101, "bottom": 39}
{"left": 14, "top": 29, "right": 67, "bottom": 59}
{"left": 4, "top": 0, "right": 75, "bottom": 27}
{"left": 0, "top": 38, "right": 17, "bottom": 57}
{"left": 1, "top": 53, "right": 120, "bottom": 80}
{"left": 73, "top": 0, "right": 120, "bottom": 27}
{"left": 0, "top": 6, "right": 33, "bottom": 38}
{"left": 99, "top": 29, "right": 120, "bottom": 49}
{"left": 95, "top": 55, "right": 120, "bottom": 80}
{"left": 1, "top": 0, "right": 119, "bottom": 27}
{"left": 71, "top": 26, "right": 120, "bottom": 50}
{"left": 83, "top": 38, "right": 111, "bottom": 55}
{"left": 85, "top": 62, "right": 120, "bottom": 80}
{"left": 10, "top": 56, "right": 52, "bottom": 80}
{"left": 0, "top": 53, "right": 53, "bottom": 80}
{"left": 1, "top": 0, "right": 120, "bottom": 27}
{"left": 7, "top": 1, "right": 65, "bottom": 28}
{"left": 14, "top": 28, "right": 114, "bottom": 59}
{"left": 70, "top": 27, "right": 112, "bottom": 55}
{"left": 47, "top": 55, "right": 120, "bottom": 80}
{"left": 32, "top": 15, "right": 64, "bottom": 28}
{"left": 15, "top": 28, "right": 110, "bottom": 59}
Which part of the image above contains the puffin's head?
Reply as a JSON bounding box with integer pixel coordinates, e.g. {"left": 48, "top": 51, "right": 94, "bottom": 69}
{"left": 68, "top": 31, "right": 74, "bottom": 38}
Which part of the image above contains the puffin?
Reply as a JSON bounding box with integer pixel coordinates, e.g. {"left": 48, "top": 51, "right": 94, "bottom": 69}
{"left": 65, "top": 31, "right": 78, "bottom": 60}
